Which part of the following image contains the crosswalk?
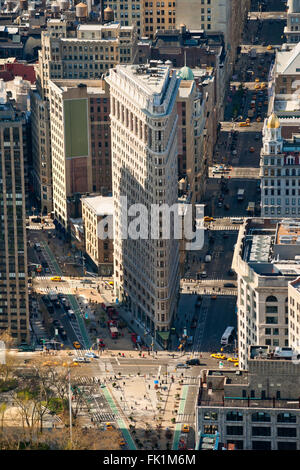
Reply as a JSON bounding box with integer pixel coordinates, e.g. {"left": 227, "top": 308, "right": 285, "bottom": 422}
{"left": 34, "top": 286, "right": 73, "bottom": 294}
{"left": 181, "top": 286, "right": 236, "bottom": 296}
{"left": 210, "top": 225, "right": 240, "bottom": 231}
{"left": 176, "top": 413, "right": 195, "bottom": 423}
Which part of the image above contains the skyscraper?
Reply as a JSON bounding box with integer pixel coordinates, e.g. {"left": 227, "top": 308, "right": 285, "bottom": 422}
{"left": 106, "top": 62, "right": 180, "bottom": 345}
{"left": 0, "top": 101, "right": 29, "bottom": 343}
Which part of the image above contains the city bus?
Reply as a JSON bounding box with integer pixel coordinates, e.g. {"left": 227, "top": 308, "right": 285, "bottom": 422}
{"left": 221, "top": 327, "right": 235, "bottom": 346}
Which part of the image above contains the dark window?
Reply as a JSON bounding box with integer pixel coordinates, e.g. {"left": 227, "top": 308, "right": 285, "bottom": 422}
{"left": 252, "top": 427, "right": 271, "bottom": 436}
{"left": 277, "top": 427, "right": 297, "bottom": 438}
{"left": 277, "top": 413, "right": 296, "bottom": 423}
{"left": 226, "top": 411, "right": 243, "bottom": 422}
{"left": 277, "top": 442, "right": 297, "bottom": 450}
{"left": 226, "top": 426, "right": 243, "bottom": 436}
{"left": 252, "top": 441, "right": 271, "bottom": 450}
{"left": 252, "top": 412, "right": 271, "bottom": 423}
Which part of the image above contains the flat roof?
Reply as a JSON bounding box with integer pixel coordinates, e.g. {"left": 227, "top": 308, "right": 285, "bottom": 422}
{"left": 81, "top": 195, "right": 113, "bottom": 216}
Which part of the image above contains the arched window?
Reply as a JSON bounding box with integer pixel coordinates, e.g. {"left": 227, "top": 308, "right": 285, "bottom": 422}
{"left": 252, "top": 412, "right": 271, "bottom": 422}
{"left": 266, "top": 295, "right": 277, "bottom": 302}
{"left": 277, "top": 413, "right": 296, "bottom": 423}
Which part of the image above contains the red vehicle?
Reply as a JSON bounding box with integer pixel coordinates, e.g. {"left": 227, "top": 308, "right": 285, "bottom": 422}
{"left": 131, "top": 333, "right": 137, "bottom": 344}
{"left": 107, "top": 307, "right": 119, "bottom": 320}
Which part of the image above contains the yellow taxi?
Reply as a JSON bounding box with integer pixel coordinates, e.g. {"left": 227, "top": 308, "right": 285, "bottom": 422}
{"left": 106, "top": 422, "right": 114, "bottom": 431}
{"left": 119, "top": 439, "right": 126, "bottom": 447}
{"left": 210, "top": 353, "right": 227, "bottom": 360}
{"left": 233, "top": 362, "right": 239, "bottom": 367}
{"left": 267, "top": 45, "right": 272, "bottom": 51}
{"left": 255, "top": 78, "right": 260, "bottom": 83}
{"left": 260, "top": 83, "right": 266, "bottom": 90}
{"left": 227, "top": 357, "right": 239, "bottom": 362}
{"left": 51, "top": 276, "right": 62, "bottom": 282}
{"left": 204, "top": 216, "right": 214, "bottom": 222}
{"left": 108, "top": 281, "right": 114, "bottom": 286}
{"left": 182, "top": 424, "right": 190, "bottom": 433}
{"left": 73, "top": 341, "right": 81, "bottom": 349}
{"left": 246, "top": 118, "right": 250, "bottom": 123}
{"left": 254, "top": 84, "right": 260, "bottom": 90}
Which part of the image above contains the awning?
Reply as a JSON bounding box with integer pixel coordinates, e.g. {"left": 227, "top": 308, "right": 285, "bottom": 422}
{"left": 157, "top": 331, "right": 170, "bottom": 342}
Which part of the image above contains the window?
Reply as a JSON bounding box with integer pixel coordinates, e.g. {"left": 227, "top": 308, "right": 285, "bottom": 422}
{"left": 277, "top": 442, "right": 297, "bottom": 450}
{"left": 266, "top": 295, "right": 277, "bottom": 302}
{"left": 252, "top": 426, "right": 271, "bottom": 436}
{"left": 277, "top": 413, "right": 296, "bottom": 423}
{"left": 277, "top": 427, "right": 297, "bottom": 437}
{"left": 266, "top": 306, "right": 278, "bottom": 313}
{"left": 266, "top": 316, "right": 278, "bottom": 324}
{"left": 226, "top": 411, "right": 243, "bottom": 422}
{"left": 252, "top": 441, "right": 271, "bottom": 450}
{"left": 252, "top": 412, "right": 271, "bottom": 423}
{"left": 226, "top": 426, "right": 243, "bottom": 436}
{"left": 226, "top": 440, "right": 244, "bottom": 450}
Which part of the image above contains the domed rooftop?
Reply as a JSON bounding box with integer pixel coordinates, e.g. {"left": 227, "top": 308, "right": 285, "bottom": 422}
{"left": 178, "top": 66, "right": 194, "bottom": 81}
{"left": 104, "top": 6, "right": 113, "bottom": 12}
{"left": 267, "top": 113, "right": 280, "bottom": 129}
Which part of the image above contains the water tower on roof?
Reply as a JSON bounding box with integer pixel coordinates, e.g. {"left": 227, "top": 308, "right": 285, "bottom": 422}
{"left": 103, "top": 6, "right": 114, "bottom": 23}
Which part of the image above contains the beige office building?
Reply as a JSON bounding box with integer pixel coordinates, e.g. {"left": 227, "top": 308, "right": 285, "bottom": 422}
{"left": 288, "top": 277, "right": 300, "bottom": 351}
{"left": 81, "top": 195, "right": 114, "bottom": 276}
{"left": 232, "top": 218, "right": 300, "bottom": 370}
{"left": 48, "top": 78, "right": 111, "bottom": 230}
{"left": 31, "top": 17, "right": 137, "bottom": 214}
{"left": 106, "top": 62, "right": 180, "bottom": 346}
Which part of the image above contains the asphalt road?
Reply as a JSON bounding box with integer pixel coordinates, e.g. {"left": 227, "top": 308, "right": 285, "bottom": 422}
{"left": 170, "top": 294, "right": 237, "bottom": 354}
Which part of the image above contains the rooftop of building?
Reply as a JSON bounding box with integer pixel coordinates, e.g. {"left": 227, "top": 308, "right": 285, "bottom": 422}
{"left": 240, "top": 218, "right": 300, "bottom": 275}
{"left": 275, "top": 41, "right": 300, "bottom": 75}
{"left": 198, "top": 345, "right": 300, "bottom": 410}
{"left": 112, "top": 62, "right": 172, "bottom": 97}
{"left": 152, "top": 28, "right": 225, "bottom": 50}
{"left": 289, "top": 275, "right": 300, "bottom": 292}
{"left": 49, "top": 78, "right": 107, "bottom": 95}
{"left": 77, "top": 21, "right": 134, "bottom": 31}
{"left": 81, "top": 195, "right": 113, "bottom": 217}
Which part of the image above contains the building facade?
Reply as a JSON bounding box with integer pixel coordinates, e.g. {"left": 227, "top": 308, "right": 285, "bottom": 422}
{"left": 284, "top": 0, "right": 300, "bottom": 44}
{"left": 106, "top": 62, "right": 180, "bottom": 345}
{"left": 232, "top": 218, "right": 300, "bottom": 370}
{"left": 196, "top": 346, "right": 300, "bottom": 450}
{"left": 103, "top": 0, "right": 143, "bottom": 35}
{"left": 31, "top": 17, "right": 137, "bottom": 214}
{"left": 81, "top": 195, "right": 114, "bottom": 276}
{"left": 288, "top": 277, "right": 300, "bottom": 350}
{"left": 0, "top": 102, "right": 29, "bottom": 343}
{"left": 48, "top": 78, "right": 111, "bottom": 230}
{"left": 260, "top": 113, "right": 300, "bottom": 217}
